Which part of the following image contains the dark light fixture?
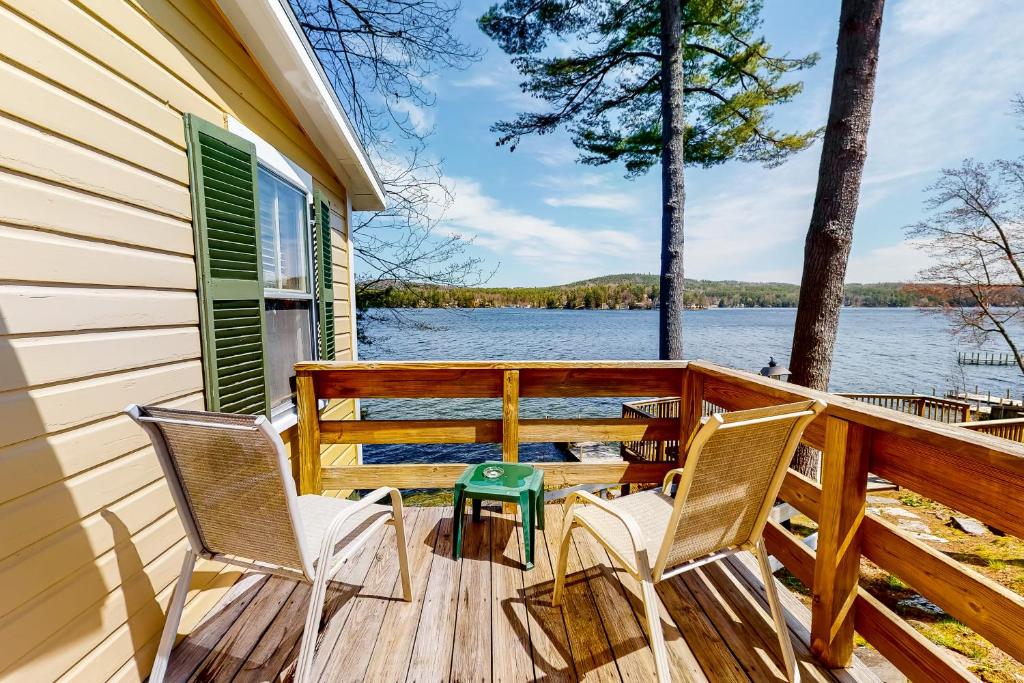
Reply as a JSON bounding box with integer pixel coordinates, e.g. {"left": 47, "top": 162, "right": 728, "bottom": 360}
{"left": 759, "top": 356, "right": 791, "bottom": 381}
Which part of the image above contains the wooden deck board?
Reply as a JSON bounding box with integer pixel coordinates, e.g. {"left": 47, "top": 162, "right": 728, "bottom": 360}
{"left": 492, "top": 513, "right": 536, "bottom": 682}
{"left": 364, "top": 506, "right": 445, "bottom": 682}
{"left": 543, "top": 503, "right": 621, "bottom": 682}
{"left": 518, "top": 516, "right": 577, "bottom": 682}
{"left": 450, "top": 504, "right": 493, "bottom": 682}
{"left": 320, "top": 522, "right": 407, "bottom": 680}
{"left": 406, "top": 512, "right": 461, "bottom": 683}
{"left": 166, "top": 505, "right": 877, "bottom": 683}
{"left": 570, "top": 527, "right": 658, "bottom": 681}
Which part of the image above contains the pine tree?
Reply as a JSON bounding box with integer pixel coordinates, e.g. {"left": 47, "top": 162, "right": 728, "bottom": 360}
{"left": 480, "top": 0, "right": 820, "bottom": 357}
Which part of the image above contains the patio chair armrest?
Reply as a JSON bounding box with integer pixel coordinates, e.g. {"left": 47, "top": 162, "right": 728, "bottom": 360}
{"left": 563, "top": 490, "right": 648, "bottom": 558}
{"left": 316, "top": 487, "right": 401, "bottom": 568}
{"left": 358, "top": 486, "right": 403, "bottom": 509}
{"left": 662, "top": 468, "right": 686, "bottom": 492}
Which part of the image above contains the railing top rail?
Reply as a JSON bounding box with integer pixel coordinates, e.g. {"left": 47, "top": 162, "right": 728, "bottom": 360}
{"left": 296, "top": 359, "right": 691, "bottom": 371}
{"left": 957, "top": 417, "right": 1024, "bottom": 428}
{"left": 838, "top": 392, "right": 973, "bottom": 408}
{"left": 690, "top": 360, "right": 1024, "bottom": 461}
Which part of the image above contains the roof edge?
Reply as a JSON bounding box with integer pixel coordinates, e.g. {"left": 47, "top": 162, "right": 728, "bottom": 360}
{"left": 214, "top": 0, "right": 386, "bottom": 211}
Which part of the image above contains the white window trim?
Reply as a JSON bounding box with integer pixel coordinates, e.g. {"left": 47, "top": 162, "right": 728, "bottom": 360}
{"left": 228, "top": 116, "right": 313, "bottom": 196}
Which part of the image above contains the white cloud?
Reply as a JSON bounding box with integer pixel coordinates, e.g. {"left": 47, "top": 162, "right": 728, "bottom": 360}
{"left": 679, "top": 1, "right": 1024, "bottom": 283}
{"left": 846, "top": 240, "right": 933, "bottom": 283}
{"left": 390, "top": 98, "right": 434, "bottom": 136}
{"left": 451, "top": 74, "right": 501, "bottom": 88}
{"left": 892, "top": 0, "right": 984, "bottom": 39}
{"left": 544, "top": 191, "right": 642, "bottom": 211}
{"left": 442, "top": 176, "right": 653, "bottom": 278}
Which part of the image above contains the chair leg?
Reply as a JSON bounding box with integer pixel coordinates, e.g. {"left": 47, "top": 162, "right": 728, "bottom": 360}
{"left": 640, "top": 578, "right": 671, "bottom": 683}
{"left": 392, "top": 507, "right": 413, "bottom": 601}
{"left": 551, "top": 515, "right": 574, "bottom": 606}
{"left": 295, "top": 568, "right": 332, "bottom": 683}
{"left": 453, "top": 486, "right": 466, "bottom": 560}
{"left": 519, "top": 490, "right": 534, "bottom": 570}
{"left": 756, "top": 539, "right": 801, "bottom": 683}
{"left": 150, "top": 546, "right": 197, "bottom": 683}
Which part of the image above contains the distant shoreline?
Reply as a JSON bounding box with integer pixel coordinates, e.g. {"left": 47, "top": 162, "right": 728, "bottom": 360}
{"left": 358, "top": 274, "right": 1005, "bottom": 310}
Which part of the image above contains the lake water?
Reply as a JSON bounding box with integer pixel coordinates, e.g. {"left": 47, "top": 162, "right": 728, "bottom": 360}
{"left": 359, "top": 307, "right": 1024, "bottom": 464}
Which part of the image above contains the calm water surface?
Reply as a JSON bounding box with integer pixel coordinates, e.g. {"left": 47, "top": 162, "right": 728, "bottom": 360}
{"left": 360, "top": 307, "right": 1023, "bottom": 464}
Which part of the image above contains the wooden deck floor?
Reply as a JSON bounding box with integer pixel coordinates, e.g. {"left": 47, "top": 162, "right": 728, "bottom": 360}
{"left": 164, "top": 504, "right": 880, "bottom": 682}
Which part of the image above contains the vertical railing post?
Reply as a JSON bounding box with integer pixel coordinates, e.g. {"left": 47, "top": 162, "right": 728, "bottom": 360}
{"left": 678, "top": 369, "right": 704, "bottom": 465}
{"left": 502, "top": 370, "right": 520, "bottom": 513}
{"left": 296, "top": 370, "right": 322, "bottom": 495}
{"left": 811, "top": 416, "right": 870, "bottom": 666}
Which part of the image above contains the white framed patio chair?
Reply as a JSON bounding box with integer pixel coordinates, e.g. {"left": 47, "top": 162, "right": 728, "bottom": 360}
{"left": 554, "top": 399, "right": 826, "bottom": 683}
{"left": 126, "top": 404, "right": 411, "bottom": 683}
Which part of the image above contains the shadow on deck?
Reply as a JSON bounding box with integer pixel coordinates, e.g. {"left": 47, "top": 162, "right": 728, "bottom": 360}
{"left": 162, "top": 504, "right": 879, "bottom": 682}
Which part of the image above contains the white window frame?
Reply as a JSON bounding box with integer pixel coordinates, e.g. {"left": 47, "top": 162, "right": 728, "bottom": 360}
{"left": 228, "top": 117, "right": 325, "bottom": 431}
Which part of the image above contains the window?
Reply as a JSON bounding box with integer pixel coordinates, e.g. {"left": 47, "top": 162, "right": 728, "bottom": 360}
{"left": 184, "top": 113, "right": 336, "bottom": 421}
{"left": 258, "top": 166, "right": 316, "bottom": 415}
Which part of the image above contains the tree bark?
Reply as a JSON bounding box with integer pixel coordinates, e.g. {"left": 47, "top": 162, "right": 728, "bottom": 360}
{"left": 658, "top": 0, "right": 687, "bottom": 360}
{"left": 790, "top": 0, "right": 884, "bottom": 477}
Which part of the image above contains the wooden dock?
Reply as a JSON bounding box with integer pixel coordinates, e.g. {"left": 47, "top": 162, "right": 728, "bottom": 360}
{"left": 957, "top": 351, "right": 1018, "bottom": 366}
{"left": 163, "top": 504, "right": 879, "bottom": 682}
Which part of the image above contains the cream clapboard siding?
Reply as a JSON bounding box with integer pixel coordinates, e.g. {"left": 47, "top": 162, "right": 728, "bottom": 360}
{"left": 0, "top": 0, "right": 360, "bottom": 680}
{"left": 313, "top": 199, "right": 360, "bottom": 497}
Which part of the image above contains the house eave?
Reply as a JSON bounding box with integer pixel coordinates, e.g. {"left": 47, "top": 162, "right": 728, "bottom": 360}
{"left": 214, "top": 0, "right": 386, "bottom": 211}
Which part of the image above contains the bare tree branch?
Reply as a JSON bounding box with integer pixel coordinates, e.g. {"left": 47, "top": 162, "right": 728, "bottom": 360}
{"left": 907, "top": 154, "right": 1024, "bottom": 375}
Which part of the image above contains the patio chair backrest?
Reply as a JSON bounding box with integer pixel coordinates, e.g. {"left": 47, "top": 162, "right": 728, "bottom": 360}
{"left": 655, "top": 399, "right": 825, "bottom": 575}
{"left": 126, "top": 405, "right": 313, "bottom": 578}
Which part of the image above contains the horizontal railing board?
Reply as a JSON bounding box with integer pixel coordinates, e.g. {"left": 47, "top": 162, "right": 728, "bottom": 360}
{"left": 312, "top": 369, "right": 504, "bottom": 398}
{"left": 296, "top": 360, "right": 691, "bottom": 371}
{"left": 861, "top": 513, "right": 1024, "bottom": 663}
{"left": 518, "top": 368, "right": 683, "bottom": 397}
{"left": 870, "top": 431, "right": 1024, "bottom": 539}
{"left": 306, "top": 366, "right": 686, "bottom": 398}
{"left": 778, "top": 470, "right": 822, "bottom": 520}
{"left": 958, "top": 417, "right": 1024, "bottom": 428}
{"left": 762, "top": 521, "right": 976, "bottom": 683}
{"left": 777, "top": 462, "right": 1024, "bottom": 663}
{"left": 321, "top": 419, "right": 501, "bottom": 444}
{"left": 320, "top": 418, "right": 679, "bottom": 445}
{"left": 693, "top": 361, "right": 1024, "bottom": 538}
{"left": 321, "top": 462, "right": 676, "bottom": 489}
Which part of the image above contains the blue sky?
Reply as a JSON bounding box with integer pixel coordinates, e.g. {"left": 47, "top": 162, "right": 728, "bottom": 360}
{"left": 405, "top": 0, "right": 1024, "bottom": 287}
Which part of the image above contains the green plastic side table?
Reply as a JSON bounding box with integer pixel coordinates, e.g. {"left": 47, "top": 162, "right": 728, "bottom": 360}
{"left": 452, "top": 462, "right": 544, "bottom": 569}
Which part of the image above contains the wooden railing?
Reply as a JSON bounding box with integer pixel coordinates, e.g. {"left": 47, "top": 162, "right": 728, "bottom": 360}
{"left": 621, "top": 397, "right": 680, "bottom": 461}
{"left": 621, "top": 396, "right": 719, "bottom": 461}
{"left": 295, "top": 360, "right": 1024, "bottom": 682}
{"left": 957, "top": 417, "right": 1024, "bottom": 443}
{"left": 837, "top": 392, "right": 972, "bottom": 423}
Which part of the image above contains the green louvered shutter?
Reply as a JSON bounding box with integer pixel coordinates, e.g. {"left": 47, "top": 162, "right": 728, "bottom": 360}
{"left": 313, "top": 190, "right": 336, "bottom": 360}
{"left": 184, "top": 114, "right": 270, "bottom": 415}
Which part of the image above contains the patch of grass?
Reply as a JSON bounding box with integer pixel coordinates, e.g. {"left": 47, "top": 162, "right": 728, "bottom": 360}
{"left": 918, "top": 619, "right": 989, "bottom": 661}
{"left": 885, "top": 574, "right": 908, "bottom": 590}
{"left": 899, "top": 492, "right": 928, "bottom": 507}
{"left": 403, "top": 489, "right": 454, "bottom": 506}
{"left": 773, "top": 568, "right": 811, "bottom": 597}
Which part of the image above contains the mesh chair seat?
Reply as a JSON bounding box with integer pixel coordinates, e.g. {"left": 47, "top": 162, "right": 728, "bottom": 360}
{"left": 553, "top": 399, "right": 826, "bottom": 683}
{"left": 572, "top": 489, "right": 673, "bottom": 568}
{"left": 127, "top": 403, "right": 413, "bottom": 683}
{"left": 297, "top": 494, "right": 392, "bottom": 567}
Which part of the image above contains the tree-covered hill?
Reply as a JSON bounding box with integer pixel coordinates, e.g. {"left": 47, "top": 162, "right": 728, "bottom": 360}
{"left": 358, "top": 274, "right": 1000, "bottom": 310}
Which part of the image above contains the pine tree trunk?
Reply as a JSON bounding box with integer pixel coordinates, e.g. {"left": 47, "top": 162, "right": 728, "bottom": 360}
{"left": 658, "top": 0, "right": 686, "bottom": 360}
{"left": 790, "top": 0, "right": 884, "bottom": 477}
